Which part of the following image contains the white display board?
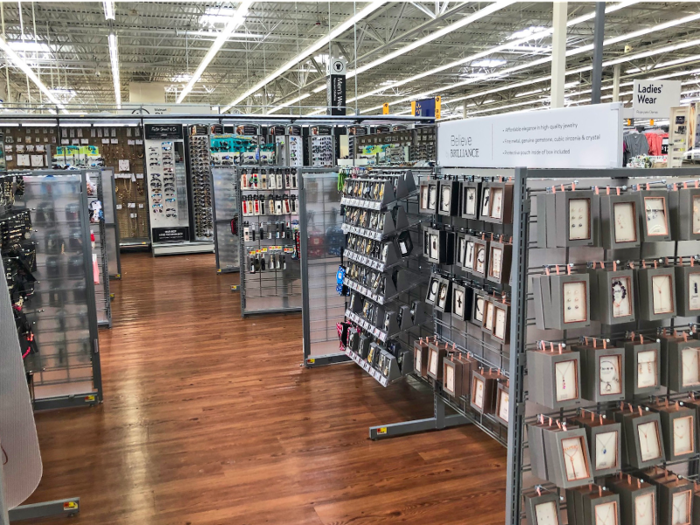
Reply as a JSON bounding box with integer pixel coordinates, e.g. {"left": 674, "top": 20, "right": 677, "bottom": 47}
{"left": 633, "top": 79, "right": 681, "bottom": 118}
{"left": 437, "top": 102, "right": 624, "bottom": 169}
{"left": 0, "top": 260, "right": 42, "bottom": 509}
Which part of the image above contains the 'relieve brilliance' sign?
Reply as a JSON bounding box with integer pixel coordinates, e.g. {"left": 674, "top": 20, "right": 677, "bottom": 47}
{"left": 437, "top": 102, "right": 623, "bottom": 169}
{"left": 633, "top": 80, "right": 681, "bottom": 118}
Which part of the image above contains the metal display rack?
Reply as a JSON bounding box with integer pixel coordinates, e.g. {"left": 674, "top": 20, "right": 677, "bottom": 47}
{"left": 211, "top": 167, "right": 239, "bottom": 273}
{"left": 86, "top": 170, "right": 112, "bottom": 328}
{"left": 237, "top": 165, "right": 302, "bottom": 316}
{"left": 186, "top": 125, "right": 215, "bottom": 243}
{"left": 98, "top": 168, "right": 121, "bottom": 279}
{"left": 13, "top": 170, "right": 102, "bottom": 410}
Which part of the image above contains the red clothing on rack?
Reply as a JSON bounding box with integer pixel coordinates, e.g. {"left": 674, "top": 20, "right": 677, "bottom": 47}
{"left": 645, "top": 133, "right": 664, "bottom": 156}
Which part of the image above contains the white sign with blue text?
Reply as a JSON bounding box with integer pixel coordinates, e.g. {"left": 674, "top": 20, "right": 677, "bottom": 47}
{"left": 437, "top": 102, "right": 623, "bottom": 168}
{"left": 633, "top": 79, "right": 681, "bottom": 118}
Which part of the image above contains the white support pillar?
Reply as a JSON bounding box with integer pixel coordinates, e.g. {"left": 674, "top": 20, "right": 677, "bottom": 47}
{"left": 551, "top": 2, "right": 568, "bottom": 108}
{"left": 612, "top": 64, "right": 621, "bottom": 102}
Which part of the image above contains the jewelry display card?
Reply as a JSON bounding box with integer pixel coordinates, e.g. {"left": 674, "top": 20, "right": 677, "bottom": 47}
{"left": 600, "top": 192, "right": 642, "bottom": 250}
{"left": 574, "top": 344, "right": 626, "bottom": 403}
{"left": 593, "top": 268, "right": 636, "bottom": 325}
{"left": 451, "top": 282, "right": 472, "bottom": 321}
{"left": 492, "top": 300, "right": 510, "bottom": 344}
{"left": 638, "top": 267, "right": 677, "bottom": 321}
{"left": 669, "top": 186, "right": 700, "bottom": 241}
{"left": 426, "top": 273, "right": 440, "bottom": 305}
{"left": 543, "top": 427, "right": 594, "bottom": 489}
{"left": 657, "top": 404, "right": 696, "bottom": 462}
{"left": 527, "top": 348, "right": 582, "bottom": 410}
{"left": 607, "top": 476, "right": 656, "bottom": 525}
{"left": 675, "top": 265, "right": 700, "bottom": 317}
{"left": 427, "top": 342, "right": 447, "bottom": 381}
{"left": 551, "top": 273, "right": 592, "bottom": 330}
{"left": 583, "top": 491, "right": 620, "bottom": 525}
{"left": 434, "top": 276, "right": 452, "bottom": 313}
{"left": 455, "top": 233, "right": 470, "bottom": 270}
{"left": 524, "top": 492, "right": 561, "bottom": 525}
{"left": 647, "top": 476, "right": 693, "bottom": 525}
{"left": 413, "top": 340, "right": 430, "bottom": 378}
{"left": 459, "top": 354, "right": 478, "bottom": 405}
{"left": 469, "top": 368, "right": 499, "bottom": 414}
{"left": 660, "top": 336, "right": 700, "bottom": 393}
{"left": 419, "top": 181, "right": 438, "bottom": 214}
{"left": 479, "top": 181, "right": 514, "bottom": 224}
{"left": 460, "top": 180, "right": 481, "bottom": 220}
{"left": 624, "top": 340, "right": 662, "bottom": 397}
{"left": 576, "top": 417, "right": 622, "bottom": 478}
{"left": 482, "top": 297, "right": 496, "bottom": 335}
{"left": 487, "top": 240, "right": 512, "bottom": 286}
{"left": 472, "top": 237, "right": 489, "bottom": 279}
{"left": 423, "top": 227, "right": 455, "bottom": 265}
{"left": 556, "top": 190, "right": 600, "bottom": 248}
{"left": 442, "top": 357, "right": 463, "bottom": 398}
{"left": 495, "top": 381, "right": 510, "bottom": 426}
{"left": 640, "top": 190, "right": 673, "bottom": 242}
{"left": 623, "top": 412, "right": 666, "bottom": 469}
{"left": 471, "top": 292, "right": 487, "bottom": 328}
{"left": 438, "top": 179, "right": 460, "bottom": 217}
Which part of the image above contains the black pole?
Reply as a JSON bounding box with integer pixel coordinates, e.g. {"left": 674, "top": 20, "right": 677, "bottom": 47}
{"left": 591, "top": 2, "right": 606, "bottom": 104}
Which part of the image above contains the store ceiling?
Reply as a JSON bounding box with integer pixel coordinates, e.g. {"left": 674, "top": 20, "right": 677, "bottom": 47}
{"left": 0, "top": 1, "right": 699, "bottom": 118}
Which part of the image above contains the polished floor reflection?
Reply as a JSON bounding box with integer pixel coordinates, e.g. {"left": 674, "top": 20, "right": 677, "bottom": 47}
{"left": 25, "top": 252, "right": 507, "bottom": 525}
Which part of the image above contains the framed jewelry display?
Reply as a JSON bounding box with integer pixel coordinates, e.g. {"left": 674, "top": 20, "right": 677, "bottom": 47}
{"left": 455, "top": 232, "right": 469, "bottom": 269}
{"left": 471, "top": 292, "right": 487, "bottom": 328}
{"left": 600, "top": 192, "right": 642, "bottom": 249}
{"left": 479, "top": 180, "right": 514, "bottom": 224}
{"left": 524, "top": 491, "right": 561, "bottom": 525}
{"left": 624, "top": 339, "right": 662, "bottom": 397}
{"left": 451, "top": 282, "right": 472, "bottom": 321}
{"left": 482, "top": 297, "right": 496, "bottom": 334}
{"left": 554, "top": 190, "right": 600, "bottom": 248}
{"left": 575, "top": 343, "right": 625, "bottom": 403}
{"left": 425, "top": 273, "right": 440, "bottom": 305}
{"left": 656, "top": 402, "right": 696, "bottom": 461}
{"left": 442, "top": 357, "right": 463, "bottom": 398}
{"left": 639, "top": 189, "right": 672, "bottom": 242}
{"left": 623, "top": 411, "right": 666, "bottom": 469}
{"left": 427, "top": 341, "right": 448, "bottom": 381}
{"left": 653, "top": 477, "right": 693, "bottom": 525}
{"left": 423, "top": 227, "right": 455, "bottom": 265}
{"left": 660, "top": 335, "right": 700, "bottom": 393}
{"left": 458, "top": 353, "right": 478, "bottom": 404}
{"left": 675, "top": 264, "right": 700, "bottom": 317}
{"left": 669, "top": 185, "right": 700, "bottom": 241}
{"left": 438, "top": 179, "right": 460, "bottom": 217}
{"left": 460, "top": 180, "right": 481, "bottom": 220}
{"left": 528, "top": 347, "right": 582, "bottom": 410}
{"left": 419, "top": 180, "right": 438, "bottom": 214}
{"left": 434, "top": 276, "right": 452, "bottom": 313}
{"left": 487, "top": 240, "right": 512, "bottom": 286}
{"left": 413, "top": 339, "right": 430, "bottom": 378}
{"left": 607, "top": 475, "right": 656, "bottom": 525}
{"left": 495, "top": 381, "right": 510, "bottom": 426}
{"left": 586, "top": 492, "right": 620, "bottom": 525}
{"left": 469, "top": 368, "right": 499, "bottom": 414}
{"left": 492, "top": 300, "right": 510, "bottom": 344}
{"left": 638, "top": 267, "right": 677, "bottom": 321}
{"left": 472, "top": 237, "right": 489, "bottom": 278}
{"left": 543, "top": 427, "right": 594, "bottom": 489}
{"left": 535, "top": 273, "right": 592, "bottom": 330}
{"left": 593, "top": 268, "right": 636, "bottom": 325}
{"left": 581, "top": 418, "right": 622, "bottom": 478}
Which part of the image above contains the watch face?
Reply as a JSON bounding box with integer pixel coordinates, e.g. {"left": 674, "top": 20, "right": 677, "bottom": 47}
{"left": 534, "top": 501, "right": 559, "bottom": 525}
{"left": 652, "top": 274, "right": 674, "bottom": 314}
{"left": 429, "top": 348, "right": 439, "bottom": 376}
{"left": 634, "top": 493, "right": 654, "bottom": 525}
{"left": 474, "top": 296, "right": 485, "bottom": 322}
{"left": 472, "top": 377, "right": 485, "bottom": 408}
{"left": 561, "top": 436, "right": 589, "bottom": 481}
{"left": 484, "top": 301, "right": 495, "bottom": 332}
{"left": 568, "top": 198, "right": 591, "bottom": 241}
{"left": 437, "top": 282, "right": 449, "bottom": 309}
{"left": 445, "top": 364, "right": 455, "bottom": 394}
{"left": 644, "top": 196, "right": 669, "bottom": 236}
{"left": 595, "top": 430, "right": 618, "bottom": 470}
{"left": 563, "top": 281, "right": 587, "bottom": 324}
{"left": 497, "top": 389, "right": 509, "bottom": 423}
{"left": 490, "top": 188, "right": 503, "bottom": 219}
{"left": 672, "top": 490, "right": 691, "bottom": 525}
{"left": 475, "top": 245, "right": 486, "bottom": 274}
{"left": 490, "top": 247, "right": 503, "bottom": 280}
{"left": 599, "top": 354, "right": 622, "bottom": 395}
{"left": 613, "top": 201, "right": 637, "bottom": 243}
{"left": 466, "top": 241, "right": 475, "bottom": 269}
{"left": 688, "top": 273, "right": 700, "bottom": 311}
{"left": 673, "top": 416, "right": 695, "bottom": 456}
{"left": 441, "top": 186, "right": 452, "bottom": 212}
{"left": 481, "top": 188, "right": 491, "bottom": 216}
{"left": 637, "top": 350, "right": 658, "bottom": 388}
{"left": 453, "top": 288, "right": 465, "bottom": 317}
{"left": 555, "top": 359, "right": 578, "bottom": 401}
{"left": 465, "top": 187, "right": 476, "bottom": 216}
{"left": 681, "top": 347, "right": 700, "bottom": 387}
{"left": 637, "top": 420, "right": 662, "bottom": 462}
{"left": 494, "top": 307, "right": 507, "bottom": 341}
{"left": 693, "top": 195, "right": 700, "bottom": 234}
{"left": 594, "top": 501, "right": 617, "bottom": 525}
{"left": 611, "top": 277, "right": 632, "bottom": 318}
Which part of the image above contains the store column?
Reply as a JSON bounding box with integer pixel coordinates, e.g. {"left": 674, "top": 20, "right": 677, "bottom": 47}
{"left": 551, "top": 2, "right": 567, "bottom": 108}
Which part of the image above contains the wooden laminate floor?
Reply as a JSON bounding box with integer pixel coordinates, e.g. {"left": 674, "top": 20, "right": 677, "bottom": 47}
{"left": 25, "top": 252, "right": 507, "bottom": 525}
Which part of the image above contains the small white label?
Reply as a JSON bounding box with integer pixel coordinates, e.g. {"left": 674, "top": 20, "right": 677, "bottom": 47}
{"left": 127, "top": 202, "right": 136, "bottom": 209}
{"left": 138, "top": 203, "right": 144, "bottom": 209}
{"left": 116, "top": 204, "right": 123, "bottom": 210}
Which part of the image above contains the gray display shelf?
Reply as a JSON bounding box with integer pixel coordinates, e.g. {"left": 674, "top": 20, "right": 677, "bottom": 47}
{"left": 211, "top": 167, "right": 239, "bottom": 273}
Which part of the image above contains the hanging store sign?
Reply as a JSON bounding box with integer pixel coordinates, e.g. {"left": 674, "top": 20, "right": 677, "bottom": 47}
{"left": 287, "top": 125, "right": 302, "bottom": 136}
{"left": 633, "top": 80, "right": 681, "bottom": 118}
{"left": 312, "top": 125, "right": 332, "bottom": 136}
{"left": 437, "top": 102, "right": 623, "bottom": 168}
{"left": 236, "top": 125, "right": 259, "bottom": 136}
{"left": 326, "top": 58, "right": 347, "bottom": 116}
{"left": 145, "top": 124, "right": 183, "bottom": 140}
{"left": 270, "top": 125, "right": 286, "bottom": 136}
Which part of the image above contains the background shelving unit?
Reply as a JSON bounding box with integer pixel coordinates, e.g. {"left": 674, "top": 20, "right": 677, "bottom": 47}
{"left": 211, "top": 166, "right": 239, "bottom": 273}
{"left": 86, "top": 170, "right": 112, "bottom": 328}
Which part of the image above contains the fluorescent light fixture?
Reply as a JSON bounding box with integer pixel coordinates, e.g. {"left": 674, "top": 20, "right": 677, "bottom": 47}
{"left": 312, "top": 85, "right": 326, "bottom": 93}
{"left": 471, "top": 58, "right": 507, "bottom": 68}
{"left": 266, "top": 93, "right": 311, "bottom": 115}
{"left": 0, "top": 123, "right": 20, "bottom": 127}
{"left": 8, "top": 41, "right": 50, "bottom": 53}
{"left": 0, "top": 35, "right": 65, "bottom": 110}
{"left": 507, "top": 25, "right": 547, "bottom": 41}
{"left": 224, "top": 0, "right": 387, "bottom": 111}
{"left": 21, "top": 121, "right": 58, "bottom": 127}
{"left": 108, "top": 33, "right": 121, "bottom": 109}
{"left": 103, "top": 0, "right": 115, "bottom": 20}
{"left": 177, "top": 0, "right": 252, "bottom": 104}
{"left": 183, "top": 30, "right": 260, "bottom": 39}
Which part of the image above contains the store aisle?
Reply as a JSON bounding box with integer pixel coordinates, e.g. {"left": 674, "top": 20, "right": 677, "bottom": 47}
{"left": 24, "top": 253, "right": 507, "bottom": 525}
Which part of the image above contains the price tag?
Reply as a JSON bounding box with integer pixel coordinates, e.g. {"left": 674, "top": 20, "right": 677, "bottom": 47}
{"left": 138, "top": 204, "right": 144, "bottom": 209}
{"left": 102, "top": 138, "right": 109, "bottom": 144}
{"left": 136, "top": 173, "right": 144, "bottom": 179}
{"left": 135, "top": 140, "right": 143, "bottom": 145}
{"left": 127, "top": 202, "right": 136, "bottom": 209}
{"left": 380, "top": 377, "right": 388, "bottom": 386}
{"left": 61, "top": 139, "right": 69, "bottom": 145}
{"left": 130, "top": 213, "right": 137, "bottom": 218}
{"left": 128, "top": 140, "right": 135, "bottom": 145}
{"left": 81, "top": 139, "right": 89, "bottom": 145}
{"left": 111, "top": 138, "right": 119, "bottom": 144}
{"left": 116, "top": 204, "right": 122, "bottom": 210}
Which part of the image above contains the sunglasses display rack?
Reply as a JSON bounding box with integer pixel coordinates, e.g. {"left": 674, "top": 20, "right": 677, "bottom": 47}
{"left": 311, "top": 135, "right": 334, "bottom": 167}
{"left": 333, "top": 168, "right": 432, "bottom": 387}
{"left": 8, "top": 171, "right": 103, "bottom": 410}
{"left": 187, "top": 128, "right": 214, "bottom": 242}
{"left": 236, "top": 166, "right": 302, "bottom": 316}
{"left": 211, "top": 167, "right": 239, "bottom": 273}
{"left": 85, "top": 170, "right": 112, "bottom": 328}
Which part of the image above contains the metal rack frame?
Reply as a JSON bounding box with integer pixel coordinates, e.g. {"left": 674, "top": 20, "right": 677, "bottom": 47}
{"left": 211, "top": 166, "right": 239, "bottom": 273}
{"left": 100, "top": 168, "right": 121, "bottom": 280}
{"left": 87, "top": 170, "right": 112, "bottom": 328}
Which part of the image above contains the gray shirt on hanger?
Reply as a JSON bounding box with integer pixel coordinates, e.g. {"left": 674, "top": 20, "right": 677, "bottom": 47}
{"left": 624, "top": 133, "right": 649, "bottom": 157}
